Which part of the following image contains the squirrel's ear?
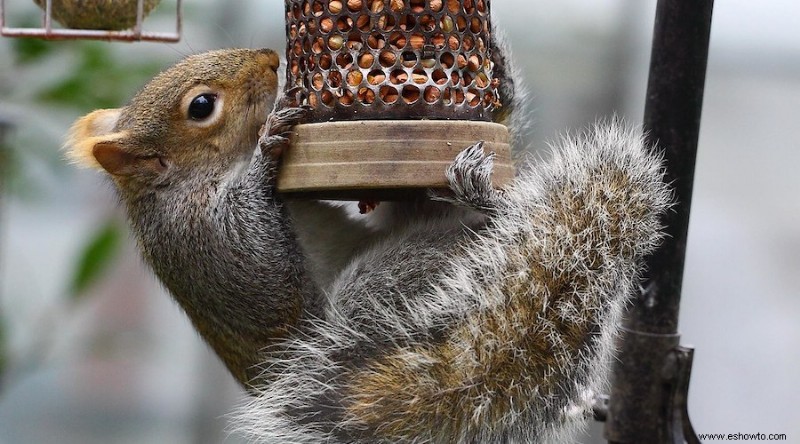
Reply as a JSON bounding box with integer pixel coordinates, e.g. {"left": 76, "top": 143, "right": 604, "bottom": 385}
{"left": 91, "top": 141, "right": 167, "bottom": 177}
{"left": 65, "top": 108, "right": 126, "bottom": 170}
{"left": 92, "top": 142, "right": 139, "bottom": 177}
{"left": 67, "top": 109, "right": 167, "bottom": 178}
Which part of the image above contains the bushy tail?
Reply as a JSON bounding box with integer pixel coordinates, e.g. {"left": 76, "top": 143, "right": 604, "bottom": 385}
{"left": 232, "top": 121, "right": 671, "bottom": 443}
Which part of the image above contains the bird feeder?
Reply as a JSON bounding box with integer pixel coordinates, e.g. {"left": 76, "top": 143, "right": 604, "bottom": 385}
{"left": 277, "top": 0, "right": 514, "bottom": 200}
{"left": 0, "top": 0, "right": 181, "bottom": 42}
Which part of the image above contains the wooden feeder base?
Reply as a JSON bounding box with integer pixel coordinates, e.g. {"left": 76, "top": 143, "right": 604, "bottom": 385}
{"left": 276, "top": 120, "right": 514, "bottom": 200}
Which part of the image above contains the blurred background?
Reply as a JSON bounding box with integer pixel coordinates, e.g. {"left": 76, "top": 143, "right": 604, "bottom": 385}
{"left": 0, "top": 0, "right": 798, "bottom": 442}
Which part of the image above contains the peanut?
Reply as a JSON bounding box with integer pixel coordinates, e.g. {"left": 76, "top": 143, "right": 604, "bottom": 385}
{"left": 329, "top": 0, "right": 343, "bottom": 14}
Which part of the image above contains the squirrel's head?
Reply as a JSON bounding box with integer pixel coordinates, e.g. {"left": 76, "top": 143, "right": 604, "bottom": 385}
{"left": 65, "top": 48, "right": 280, "bottom": 192}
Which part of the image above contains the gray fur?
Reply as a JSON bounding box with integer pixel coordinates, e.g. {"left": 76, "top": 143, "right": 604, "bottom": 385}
{"left": 491, "top": 25, "right": 533, "bottom": 153}
{"left": 122, "top": 105, "right": 324, "bottom": 386}
{"left": 75, "top": 47, "right": 668, "bottom": 443}
{"left": 231, "top": 120, "right": 671, "bottom": 443}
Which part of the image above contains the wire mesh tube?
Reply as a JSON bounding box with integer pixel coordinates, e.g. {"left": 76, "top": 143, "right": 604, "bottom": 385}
{"left": 283, "top": 0, "right": 499, "bottom": 121}
{"left": 277, "top": 0, "right": 513, "bottom": 199}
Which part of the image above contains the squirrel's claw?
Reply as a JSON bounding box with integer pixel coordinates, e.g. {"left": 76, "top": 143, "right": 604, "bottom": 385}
{"left": 432, "top": 141, "right": 502, "bottom": 214}
{"left": 259, "top": 106, "right": 310, "bottom": 161}
{"left": 265, "top": 106, "right": 310, "bottom": 137}
{"left": 260, "top": 135, "right": 289, "bottom": 160}
{"left": 277, "top": 86, "right": 307, "bottom": 109}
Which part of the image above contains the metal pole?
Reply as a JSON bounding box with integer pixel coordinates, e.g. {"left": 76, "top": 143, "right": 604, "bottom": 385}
{"left": 604, "top": 0, "right": 713, "bottom": 442}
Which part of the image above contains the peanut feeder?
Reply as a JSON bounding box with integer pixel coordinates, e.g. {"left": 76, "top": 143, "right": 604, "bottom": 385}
{"left": 277, "top": 0, "right": 513, "bottom": 199}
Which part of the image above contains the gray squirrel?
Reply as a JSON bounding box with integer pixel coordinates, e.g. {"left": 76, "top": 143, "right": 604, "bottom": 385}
{"left": 65, "top": 44, "right": 671, "bottom": 442}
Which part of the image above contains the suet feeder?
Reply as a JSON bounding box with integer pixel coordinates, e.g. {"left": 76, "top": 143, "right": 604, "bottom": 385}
{"left": 0, "top": 0, "right": 181, "bottom": 42}
{"left": 276, "top": 0, "right": 514, "bottom": 200}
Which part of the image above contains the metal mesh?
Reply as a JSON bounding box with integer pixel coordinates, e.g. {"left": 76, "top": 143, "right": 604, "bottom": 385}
{"left": 284, "top": 0, "right": 499, "bottom": 122}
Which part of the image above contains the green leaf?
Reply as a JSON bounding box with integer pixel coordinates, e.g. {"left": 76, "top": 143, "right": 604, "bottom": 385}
{"left": 69, "top": 220, "right": 123, "bottom": 300}
{"left": 11, "top": 37, "right": 55, "bottom": 65}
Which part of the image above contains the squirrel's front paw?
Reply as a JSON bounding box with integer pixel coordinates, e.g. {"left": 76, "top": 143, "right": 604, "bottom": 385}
{"left": 433, "top": 141, "right": 502, "bottom": 213}
{"left": 259, "top": 106, "right": 310, "bottom": 161}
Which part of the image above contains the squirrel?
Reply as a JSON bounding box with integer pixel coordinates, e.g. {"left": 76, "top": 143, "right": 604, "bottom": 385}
{"left": 64, "top": 45, "right": 671, "bottom": 443}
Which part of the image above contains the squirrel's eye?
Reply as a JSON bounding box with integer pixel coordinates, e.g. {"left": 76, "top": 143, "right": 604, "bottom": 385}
{"left": 188, "top": 94, "right": 217, "bottom": 120}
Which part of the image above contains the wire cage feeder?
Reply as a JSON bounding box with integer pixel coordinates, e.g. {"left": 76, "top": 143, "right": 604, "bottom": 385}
{"left": 0, "top": 0, "right": 181, "bottom": 42}
{"left": 276, "top": 0, "right": 515, "bottom": 200}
